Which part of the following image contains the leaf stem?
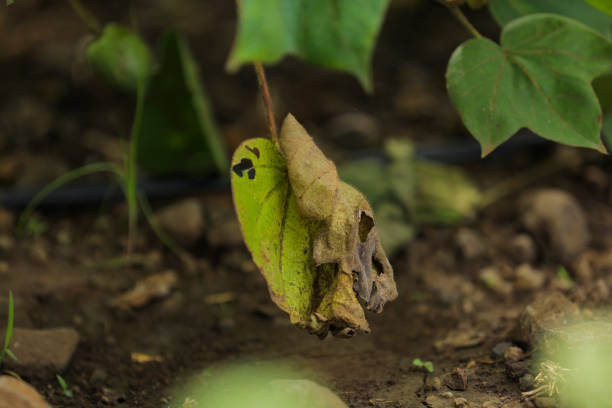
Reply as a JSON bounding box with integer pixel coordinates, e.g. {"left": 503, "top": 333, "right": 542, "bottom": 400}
{"left": 254, "top": 63, "right": 279, "bottom": 147}
{"left": 66, "top": 0, "right": 102, "bottom": 34}
{"left": 436, "top": 0, "right": 482, "bottom": 38}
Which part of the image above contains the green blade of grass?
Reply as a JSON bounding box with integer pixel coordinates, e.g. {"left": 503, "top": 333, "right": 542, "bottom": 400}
{"left": 15, "top": 162, "right": 124, "bottom": 237}
{"left": 6, "top": 349, "right": 17, "bottom": 361}
{"left": 0, "top": 290, "right": 15, "bottom": 366}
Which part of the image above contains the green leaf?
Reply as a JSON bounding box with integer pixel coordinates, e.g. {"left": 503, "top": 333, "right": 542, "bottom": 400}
{"left": 446, "top": 14, "right": 612, "bottom": 156}
{"left": 137, "top": 32, "right": 228, "bottom": 175}
{"left": 227, "top": 0, "right": 390, "bottom": 91}
{"left": 585, "top": 0, "right": 612, "bottom": 17}
{"left": 231, "top": 138, "right": 327, "bottom": 330}
{"left": 86, "top": 23, "right": 153, "bottom": 91}
{"left": 424, "top": 361, "right": 434, "bottom": 373}
{"left": 5, "top": 349, "right": 17, "bottom": 362}
{"left": 6, "top": 0, "right": 14, "bottom": 5}
{"left": 489, "top": 0, "right": 612, "bottom": 38}
{"left": 412, "top": 358, "right": 423, "bottom": 366}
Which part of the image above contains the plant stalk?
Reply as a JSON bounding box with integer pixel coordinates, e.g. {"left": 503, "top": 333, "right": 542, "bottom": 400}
{"left": 67, "top": 0, "right": 102, "bottom": 34}
{"left": 436, "top": 0, "right": 482, "bottom": 38}
{"left": 254, "top": 63, "right": 279, "bottom": 147}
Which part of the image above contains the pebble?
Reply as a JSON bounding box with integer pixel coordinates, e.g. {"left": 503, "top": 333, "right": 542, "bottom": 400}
{"left": 509, "top": 234, "right": 537, "bottom": 264}
{"left": 514, "top": 264, "right": 545, "bottom": 290}
{"left": 482, "top": 402, "right": 498, "bottom": 408}
{"left": 491, "top": 341, "right": 512, "bottom": 359}
{"left": 0, "top": 375, "right": 52, "bottom": 408}
{"left": 0, "top": 235, "right": 14, "bottom": 252}
{"left": 520, "top": 189, "right": 590, "bottom": 261}
{"left": 444, "top": 368, "right": 468, "bottom": 391}
{"left": 113, "top": 270, "right": 178, "bottom": 308}
{"left": 512, "top": 292, "right": 580, "bottom": 346}
{"left": 440, "top": 391, "right": 454, "bottom": 399}
{"left": 479, "top": 267, "right": 513, "bottom": 297}
{"left": 519, "top": 374, "right": 535, "bottom": 391}
{"left": 504, "top": 346, "right": 524, "bottom": 363}
{"left": 456, "top": 228, "right": 485, "bottom": 260}
{"left": 425, "top": 395, "right": 450, "bottom": 408}
{"left": 2, "top": 328, "right": 80, "bottom": 379}
{"left": 156, "top": 198, "right": 205, "bottom": 247}
{"left": 0, "top": 261, "right": 8, "bottom": 275}
{"left": 268, "top": 379, "right": 348, "bottom": 408}
{"left": 426, "top": 376, "right": 442, "bottom": 391}
{"left": 454, "top": 397, "right": 469, "bottom": 408}
{"left": 506, "top": 361, "right": 529, "bottom": 380}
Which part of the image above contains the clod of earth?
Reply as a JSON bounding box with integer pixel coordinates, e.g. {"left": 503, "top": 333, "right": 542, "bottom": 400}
{"left": 231, "top": 114, "right": 397, "bottom": 337}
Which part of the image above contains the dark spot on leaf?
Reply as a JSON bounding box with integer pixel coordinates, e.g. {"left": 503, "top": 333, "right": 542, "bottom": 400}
{"left": 232, "top": 158, "right": 253, "bottom": 178}
{"left": 248, "top": 168, "right": 256, "bottom": 179}
{"left": 245, "top": 145, "right": 260, "bottom": 158}
{"left": 358, "top": 212, "right": 374, "bottom": 242}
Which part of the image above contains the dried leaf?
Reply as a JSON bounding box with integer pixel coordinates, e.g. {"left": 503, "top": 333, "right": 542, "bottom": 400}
{"left": 231, "top": 115, "right": 397, "bottom": 337}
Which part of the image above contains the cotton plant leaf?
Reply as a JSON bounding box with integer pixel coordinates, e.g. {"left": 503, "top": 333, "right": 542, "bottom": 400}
{"left": 447, "top": 14, "right": 612, "bottom": 156}
{"left": 231, "top": 115, "right": 397, "bottom": 337}
{"left": 137, "top": 32, "right": 228, "bottom": 175}
{"left": 585, "top": 0, "right": 612, "bottom": 16}
{"left": 488, "top": 0, "right": 612, "bottom": 38}
{"left": 227, "top": 0, "right": 390, "bottom": 91}
{"left": 86, "top": 23, "right": 154, "bottom": 91}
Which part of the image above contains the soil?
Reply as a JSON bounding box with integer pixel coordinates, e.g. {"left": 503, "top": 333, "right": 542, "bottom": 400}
{"left": 1, "top": 1, "right": 612, "bottom": 408}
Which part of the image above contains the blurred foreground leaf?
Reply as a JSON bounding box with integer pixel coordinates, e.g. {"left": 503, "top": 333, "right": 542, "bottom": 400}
{"left": 227, "top": 0, "right": 390, "bottom": 91}
{"left": 86, "top": 23, "right": 153, "bottom": 91}
{"left": 231, "top": 115, "right": 397, "bottom": 337}
{"left": 137, "top": 32, "right": 228, "bottom": 175}
{"left": 447, "top": 14, "right": 612, "bottom": 155}
{"left": 488, "top": 0, "right": 612, "bottom": 38}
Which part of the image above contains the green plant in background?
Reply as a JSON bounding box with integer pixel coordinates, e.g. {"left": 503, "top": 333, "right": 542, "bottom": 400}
{"left": 56, "top": 374, "right": 73, "bottom": 398}
{"left": 0, "top": 291, "right": 18, "bottom": 367}
{"left": 412, "top": 358, "right": 434, "bottom": 373}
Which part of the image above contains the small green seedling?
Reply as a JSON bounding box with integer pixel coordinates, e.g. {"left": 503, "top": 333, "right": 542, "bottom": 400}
{"left": 0, "top": 291, "right": 18, "bottom": 366}
{"left": 413, "top": 358, "right": 434, "bottom": 373}
{"left": 56, "top": 374, "right": 73, "bottom": 398}
{"left": 557, "top": 265, "right": 574, "bottom": 289}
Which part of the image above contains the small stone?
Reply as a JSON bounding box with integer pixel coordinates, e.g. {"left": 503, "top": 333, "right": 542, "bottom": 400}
{"left": 440, "top": 391, "right": 454, "bottom": 399}
{"left": 504, "top": 346, "right": 524, "bottom": 363}
{"left": 156, "top": 198, "right": 205, "bottom": 247}
{"left": 444, "top": 368, "right": 468, "bottom": 391}
{"left": 0, "top": 375, "right": 52, "bottom": 408}
{"left": 491, "top": 342, "right": 512, "bottom": 359}
{"left": 425, "top": 376, "right": 442, "bottom": 391}
{"left": 2, "top": 328, "right": 80, "bottom": 379}
{"left": 534, "top": 397, "right": 556, "bottom": 408}
{"left": 482, "top": 402, "right": 498, "bottom": 408}
{"left": 454, "top": 397, "right": 469, "bottom": 408}
{"left": 425, "top": 395, "right": 449, "bottom": 408}
{"left": 0, "top": 208, "right": 14, "bottom": 233}
{"left": 520, "top": 189, "right": 590, "bottom": 262}
{"left": 456, "top": 228, "right": 485, "bottom": 260}
{"left": 435, "top": 329, "right": 486, "bottom": 351}
{"left": 28, "top": 242, "right": 48, "bottom": 264}
{"left": 479, "top": 267, "right": 513, "bottom": 297}
{"left": 571, "top": 251, "right": 594, "bottom": 284}
{"left": 0, "top": 262, "right": 8, "bottom": 275}
{"left": 512, "top": 292, "right": 580, "bottom": 346}
{"left": 268, "top": 379, "right": 349, "bottom": 408}
{"left": 113, "top": 270, "right": 178, "bottom": 308}
{"left": 509, "top": 234, "right": 537, "bottom": 264}
{"left": 514, "top": 264, "right": 545, "bottom": 290}
{"left": 519, "top": 374, "right": 535, "bottom": 391}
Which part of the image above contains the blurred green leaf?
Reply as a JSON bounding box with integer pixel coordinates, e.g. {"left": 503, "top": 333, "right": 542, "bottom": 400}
{"left": 585, "top": 0, "right": 612, "bottom": 17}
{"left": 6, "top": 0, "right": 14, "bottom": 5}
{"left": 447, "top": 14, "right": 612, "bottom": 155}
{"left": 137, "top": 32, "right": 228, "bottom": 175}
{"left": 86, "top": 23, "right": 153, "bottom": 91}
{"left": 227, "top": 0, "right": 390, "bottom": 91}
{"left": 488, "top": 0, "right": 612, "bottom": 38}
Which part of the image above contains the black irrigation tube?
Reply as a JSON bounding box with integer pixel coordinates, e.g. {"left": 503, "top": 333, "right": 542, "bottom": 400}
{"left": 0, "top": 130, "right": 551, "bottom": 209}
